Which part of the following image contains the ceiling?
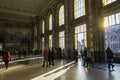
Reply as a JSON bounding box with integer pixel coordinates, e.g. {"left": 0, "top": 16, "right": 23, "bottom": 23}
{"left": 0, "top": 0, "right": 57, "bottom": 27}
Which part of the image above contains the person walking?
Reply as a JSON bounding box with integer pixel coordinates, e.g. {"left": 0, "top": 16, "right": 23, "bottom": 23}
{"left": 86, "top": 47, "right": 94, "bottom": 67}
{"left": 3, "top": 51, "right": 11, "bottom": 69}
{"left": 83, "top": 48, "right": 87, "bottom": 66}
{"left": 51, "top": 47, "right": 55, "bottom": 66}
{"left": 74, "top": 49, "right": 78, "bottom": 62}
{"left": 61, "top": 49, "right": 65, "bottom": 59}
{"left": 42, "top": 48, "right": 48, "bottom": 67}
{"left": 80, "top": 49, "right": 83, "bottom": 60}
{"left": 106, "top": 47, "right": 114, "bottom": 70}
{"left": 48, "top": 48, "right": 54, "bottom": 67}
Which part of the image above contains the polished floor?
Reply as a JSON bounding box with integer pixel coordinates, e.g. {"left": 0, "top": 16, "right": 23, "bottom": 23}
{"left": 0, "top": 57, "right": 120, "bottom": 80}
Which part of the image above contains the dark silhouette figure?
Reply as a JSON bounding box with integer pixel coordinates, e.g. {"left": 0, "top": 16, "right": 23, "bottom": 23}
{"left": 48, "top": 49, "right": 54, "bottom": 67}
{"left": 80, "top": 49, "right": 83, "bottom": 60}
{"left": 42, "top": 49, "right": 48, "bottom": 67}
{"left": 24, "top": 51, "right": 27, "bottom": 58}
{"left": 3, "top": 51, "right": 11, "bottom": 69}
{"left": 106, "top": 47, "right": 114, "bottom": 70}
{"left": 74, "top": 49, "right": 78, "bottom": 62}
{"left": 51, "top": 48, "right": 55, "bottom": 65}
{"left": 61, "top": 49, "right": 66, "bottom": 59}
{"left": 86, "top": 47, "right": 94, "bottom": 67}
{"left": 83, "top": 48, "right": 87, "bottom": 66}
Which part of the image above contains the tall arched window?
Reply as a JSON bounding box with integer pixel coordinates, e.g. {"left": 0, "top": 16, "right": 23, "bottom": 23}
{"left": 59, "top": 5, "right": 65, "bottom": 26}
{"left": 42, "top": 20, "right": 45, "bottom": 34}
{"left": 49, "top": 14, "right": 52, "bottom": 30}
{"left": 74, "top": 0, "right": 85, "bottom": 19}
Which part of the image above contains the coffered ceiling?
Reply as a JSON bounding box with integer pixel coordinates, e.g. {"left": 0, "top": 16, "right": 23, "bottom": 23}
{"left": 0, "top": 0, "right": 57, "bottom": 27}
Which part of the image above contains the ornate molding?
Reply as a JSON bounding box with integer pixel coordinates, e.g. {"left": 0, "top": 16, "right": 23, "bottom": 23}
{"left": 0, "top": 0, "right": 58, "bottom": 25}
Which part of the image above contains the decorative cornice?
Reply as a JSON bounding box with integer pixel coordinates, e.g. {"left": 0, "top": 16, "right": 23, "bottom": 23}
{"left": 38, "top": 0, "right": 59, "bottom": 18}
{"left": 0, "top": 8, "right": 37, "bottom": 17}
{"left": 0, "top": 19, "right": 31, "bottom": 28}
{"left": 0, "top": 0, "right": 58, "bottom": 25}
{"left": 0, "top": 12, "right": 34, "bottom": 22}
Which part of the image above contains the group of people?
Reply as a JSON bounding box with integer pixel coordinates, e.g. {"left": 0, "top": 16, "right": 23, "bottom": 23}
{"left": 80, "top": 47, "right": 114, "bottom": 70}
{"left": 42, "top": 47, "right": 55, "bottom": 67}
{"left": 80, "top": 47, "right": 94, "bottom": 67}
{"left": 0, "top": 46, "right": 115, "bottom": 71}
{"left": 0, "top": 50, "right": 11, "bottom": 69}
{"left": 61, "top": 48, "right": 78, "bottom": 60}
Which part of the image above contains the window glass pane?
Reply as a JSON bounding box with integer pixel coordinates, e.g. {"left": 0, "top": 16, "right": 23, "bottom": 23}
{"left": 49, "top": 35, "right": 52, "bottom": 48}
{"left": 75, "top": 30, "right": 78, "bottom": 49}
{"left": 111, "top": 14, "right": 115, "bottom": 26}
{"left": 109, "top": 15, "right": 112, "bottom": 26}
{"left": 81, "top": 25, "right": 84, "bottom": 32}
{"left": 74, "top": 24, "right": 87, "bottom": 50}
{"left": 42, "top": 37, "right": 44, "bottom": 50}
{"left": 84, "top": 24, "right": 86, "bottom": 32}
{"left": 116, "top": 13, "right": 120, "bottom": 24}
{"left": 59, "top": 31, "right": 65, "bottom": 49}
{"left": 102, "top": 0, "right": 116, "bottom": 6}
{"left": 104, "top": 17, "right": 109, "bottom": 27}
{"left": 42, "top": 21, "right": 45, "bottom": 34}
{"left": 104, "top": 13, "right": 120, "bottom": 27}
{"left": 74, "top": 0, "right": 85, "bottom": 19}
{"left": 59, "top": 5, "right": 65, "bottom": 26}
{"left": 49, "top": 15, "right": 52, "bottom": 30}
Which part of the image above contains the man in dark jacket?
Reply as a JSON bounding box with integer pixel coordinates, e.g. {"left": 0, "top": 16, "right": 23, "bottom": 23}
{"left": 83, "top": 47, "right": 87, "bottom": 66}
{"left": 106, "top": 47, "right": 114, "bottom": 70}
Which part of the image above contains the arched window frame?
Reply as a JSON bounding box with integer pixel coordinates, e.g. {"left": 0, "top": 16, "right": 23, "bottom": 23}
{"left": 59, "top": 5, "right": 65, "bottom": 26}
{"left": 74, "top": 0, "right": 85, "bottom": 19}
{"left": 49, "top": 14, "right": 52, "bottom": 30}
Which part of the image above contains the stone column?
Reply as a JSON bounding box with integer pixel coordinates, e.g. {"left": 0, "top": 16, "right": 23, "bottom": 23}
{"left": 65, "top": 0, "right": 74, "bottom": 50}
{"left": 30, "top": 22, "right": 35, "bottom": 50}
{"left": 86, "top": 0, "right": 105, "bottom": 63}
{"left": 52, "top": 5, "right": 59, "bottom": 48}
{"left": 36, "top": 16, "right": 41, "bottom": 50}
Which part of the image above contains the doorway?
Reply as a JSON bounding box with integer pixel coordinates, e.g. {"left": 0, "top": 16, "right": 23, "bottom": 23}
{"left": 105, "top": 25, "right": 120, "bottom": 58}
{"left": 74, "top": 24, "right": 87, "bottom": 54}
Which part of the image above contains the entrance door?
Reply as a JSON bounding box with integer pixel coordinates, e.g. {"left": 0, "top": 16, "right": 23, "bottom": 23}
{"left": 104, "top": 13, "right": 120, "bottom": 62}
{"left": 105, "top": 25, "right": 120, "bottom": 57}
{"left": 75, "top": 24, "right": 87, "bottom": 54}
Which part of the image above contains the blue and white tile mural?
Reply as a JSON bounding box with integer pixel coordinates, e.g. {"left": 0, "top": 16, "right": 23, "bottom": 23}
{"left": 0, "top": 31, "right": 31, "bottom": 52}
{"left": 105, "top": 25, "right": 120, "bottom": 57}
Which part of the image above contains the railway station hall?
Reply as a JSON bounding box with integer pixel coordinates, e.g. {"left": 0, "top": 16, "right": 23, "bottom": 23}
{"left": 0, "top": 0, "right": 120, "bottom": 80}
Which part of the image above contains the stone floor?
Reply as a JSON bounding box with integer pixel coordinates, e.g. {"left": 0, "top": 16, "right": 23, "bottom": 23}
{"left": 0, "top": 58, "right": 120, "bottom": 80}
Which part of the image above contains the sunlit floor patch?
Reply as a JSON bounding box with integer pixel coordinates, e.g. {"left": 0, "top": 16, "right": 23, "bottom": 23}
{"left": 31, "top": 61, "right": 75, "bottom": 80}
{"left": 0, "top": 65, "right": 26, "bottom": 73}
{"left": 0, "top": 57, "right": 43, "bottom": 65}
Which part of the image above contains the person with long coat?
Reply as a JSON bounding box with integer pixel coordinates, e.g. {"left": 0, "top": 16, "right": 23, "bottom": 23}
{"left": 42, "top": 49, "right": 48, "bottom": 67}
{"left": 106, "top": 47, "right": 114, "bottom": 70}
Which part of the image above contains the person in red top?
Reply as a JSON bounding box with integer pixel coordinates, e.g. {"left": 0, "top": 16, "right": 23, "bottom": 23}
{"left": 3, "top": 51, "right": 11, "bottom": 69}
